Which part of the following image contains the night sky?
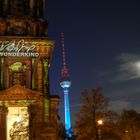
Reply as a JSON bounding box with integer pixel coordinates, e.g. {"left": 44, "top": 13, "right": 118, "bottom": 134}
{"left": 46, "top": 0, "right": 140, "bottom": 125}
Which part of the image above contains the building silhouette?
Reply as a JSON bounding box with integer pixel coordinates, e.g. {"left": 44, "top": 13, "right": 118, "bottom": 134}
{"left": 0, "top": 0, "right": 61, "bottom": 140}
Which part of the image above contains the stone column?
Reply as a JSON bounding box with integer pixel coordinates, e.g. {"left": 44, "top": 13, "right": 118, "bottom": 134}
{"left": 3, "top": 0, "right": 8, "bottom": 16}
{"left": 9, "top": 69, "right": 12, "bottom": 87}
{"left": 39, "top": 0, "right": 44, "bottom": 18}
{"left": 0, "top": 106, "right": 8, "bottom": 140}
{"left": 43, "top": 0, "right": 45, "bottom": 17}
{"left": 50, "top": 96, "right": 60, "bottom": 123}
{"left": 31, "top": 58, "right": 35, "bottom": 90}
{"left": 0, "top": 58, "right": 4, "bottom": 89}
{"left": 37, "top": 60, "right": 43, "bottom": 93}
{"left": 6, "top": 64, "right": 9, "bottom": 89}
{"left": 30, "top": 0, "right": 34, "bottom": 16}
{"left": 43, "top": 58, "right": 49, "bottom": 97}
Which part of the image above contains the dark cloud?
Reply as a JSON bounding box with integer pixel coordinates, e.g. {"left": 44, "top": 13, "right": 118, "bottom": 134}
{"left": 109, "top": 100, "right": 131, "bottom": 112}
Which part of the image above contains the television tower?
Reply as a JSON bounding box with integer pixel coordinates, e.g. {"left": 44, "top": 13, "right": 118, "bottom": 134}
{"left": 60, "top": 32, "right": 72, "bottom": 138}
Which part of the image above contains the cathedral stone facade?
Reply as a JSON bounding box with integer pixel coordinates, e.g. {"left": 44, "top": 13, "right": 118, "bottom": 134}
{"left": 0, "top": 0, "right": 47, "bottom": 36}
{"left": 0, "top": 0, "right": 61, "bottom": 140}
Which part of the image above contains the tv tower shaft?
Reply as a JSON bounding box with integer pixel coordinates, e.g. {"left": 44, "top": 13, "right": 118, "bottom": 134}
{"left": 60, "top": 32, "right": 72, "bottom": 137}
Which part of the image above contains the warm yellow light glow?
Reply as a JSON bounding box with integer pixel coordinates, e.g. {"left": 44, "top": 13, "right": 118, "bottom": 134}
{"left": 7, "top": 107, "right": 29, "bottom": 140}
{"left": 97, "top": 119, "right": 103, "bottom": 125}
{"left": 125, "top": 130, "right": 128, "bottom": 133}
{"left": 16, "top": 115, "right": 21, "bottom": 123}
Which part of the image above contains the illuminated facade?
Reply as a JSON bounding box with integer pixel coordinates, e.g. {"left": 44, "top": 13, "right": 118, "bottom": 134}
{"left": 60, "top": 33, "right": 72, "bottom": 138}
{"left": 0, "top": 0, "right": 60, "bottom": 140}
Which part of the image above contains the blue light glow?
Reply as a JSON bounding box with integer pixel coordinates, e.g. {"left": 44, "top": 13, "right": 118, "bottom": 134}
{"left": 64, "top": 90, "right": 71, "bottom": 131}
{"left": 60, "top": 81, "right": 72, "bottom": 138}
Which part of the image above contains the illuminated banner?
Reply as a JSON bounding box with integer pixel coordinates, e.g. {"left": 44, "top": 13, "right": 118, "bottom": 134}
{"left": 0, "top": 40, "right": 39, "bottom": 57}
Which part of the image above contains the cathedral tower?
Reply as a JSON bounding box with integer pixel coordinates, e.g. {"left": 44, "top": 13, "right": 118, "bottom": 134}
{"left": 0, "top": 0, "right": 60, "bottom": 140}
{"left": 0, "top": 0, "right": 47, "bottom": 36}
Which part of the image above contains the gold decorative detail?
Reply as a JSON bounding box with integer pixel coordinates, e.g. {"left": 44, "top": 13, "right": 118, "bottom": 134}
{"left": 0, "top": 84, "right": 42, "bottom": 100}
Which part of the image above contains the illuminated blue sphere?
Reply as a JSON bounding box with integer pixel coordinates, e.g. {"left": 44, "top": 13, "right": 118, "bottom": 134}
{"left": 60, "top": 80, "right": 71, "bottom": 89}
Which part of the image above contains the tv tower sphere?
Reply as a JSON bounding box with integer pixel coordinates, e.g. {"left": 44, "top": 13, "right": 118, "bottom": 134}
{"left": 60, "top": 80, "right": 71, "bottom": 89}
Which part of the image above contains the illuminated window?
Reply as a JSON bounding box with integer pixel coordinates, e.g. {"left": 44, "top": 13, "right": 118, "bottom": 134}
{"left": 7, "top": 107, "right": 29, "bottom": 140}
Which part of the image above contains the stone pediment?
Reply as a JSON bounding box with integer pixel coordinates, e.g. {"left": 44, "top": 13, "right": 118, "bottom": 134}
{"left": 0, "top": 84, "right": 42, "bottom": 100}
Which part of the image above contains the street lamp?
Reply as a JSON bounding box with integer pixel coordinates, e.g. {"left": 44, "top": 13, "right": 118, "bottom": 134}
{"left": 125, "top": 130, "right": 128, "bottom": 140}
{"left": 98, "top": 120, "right": 103, "bottom": 125}
{"left": 97, "top": 119, "right": 103, "bottom": 139}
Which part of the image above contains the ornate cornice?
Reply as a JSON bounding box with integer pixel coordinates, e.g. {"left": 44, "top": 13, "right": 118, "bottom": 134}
{"left": 0, "top": 84, "right": 43, "bottom": 100}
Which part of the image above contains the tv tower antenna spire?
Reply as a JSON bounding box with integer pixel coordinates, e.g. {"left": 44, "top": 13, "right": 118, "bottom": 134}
{"left": 60, "top": 32, "right": 72, "bottom": 138}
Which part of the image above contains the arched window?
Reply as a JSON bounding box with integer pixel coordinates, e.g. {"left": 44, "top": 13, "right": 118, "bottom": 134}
{"left": 9, "top": 62, "right": 26, "bottom": 86}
